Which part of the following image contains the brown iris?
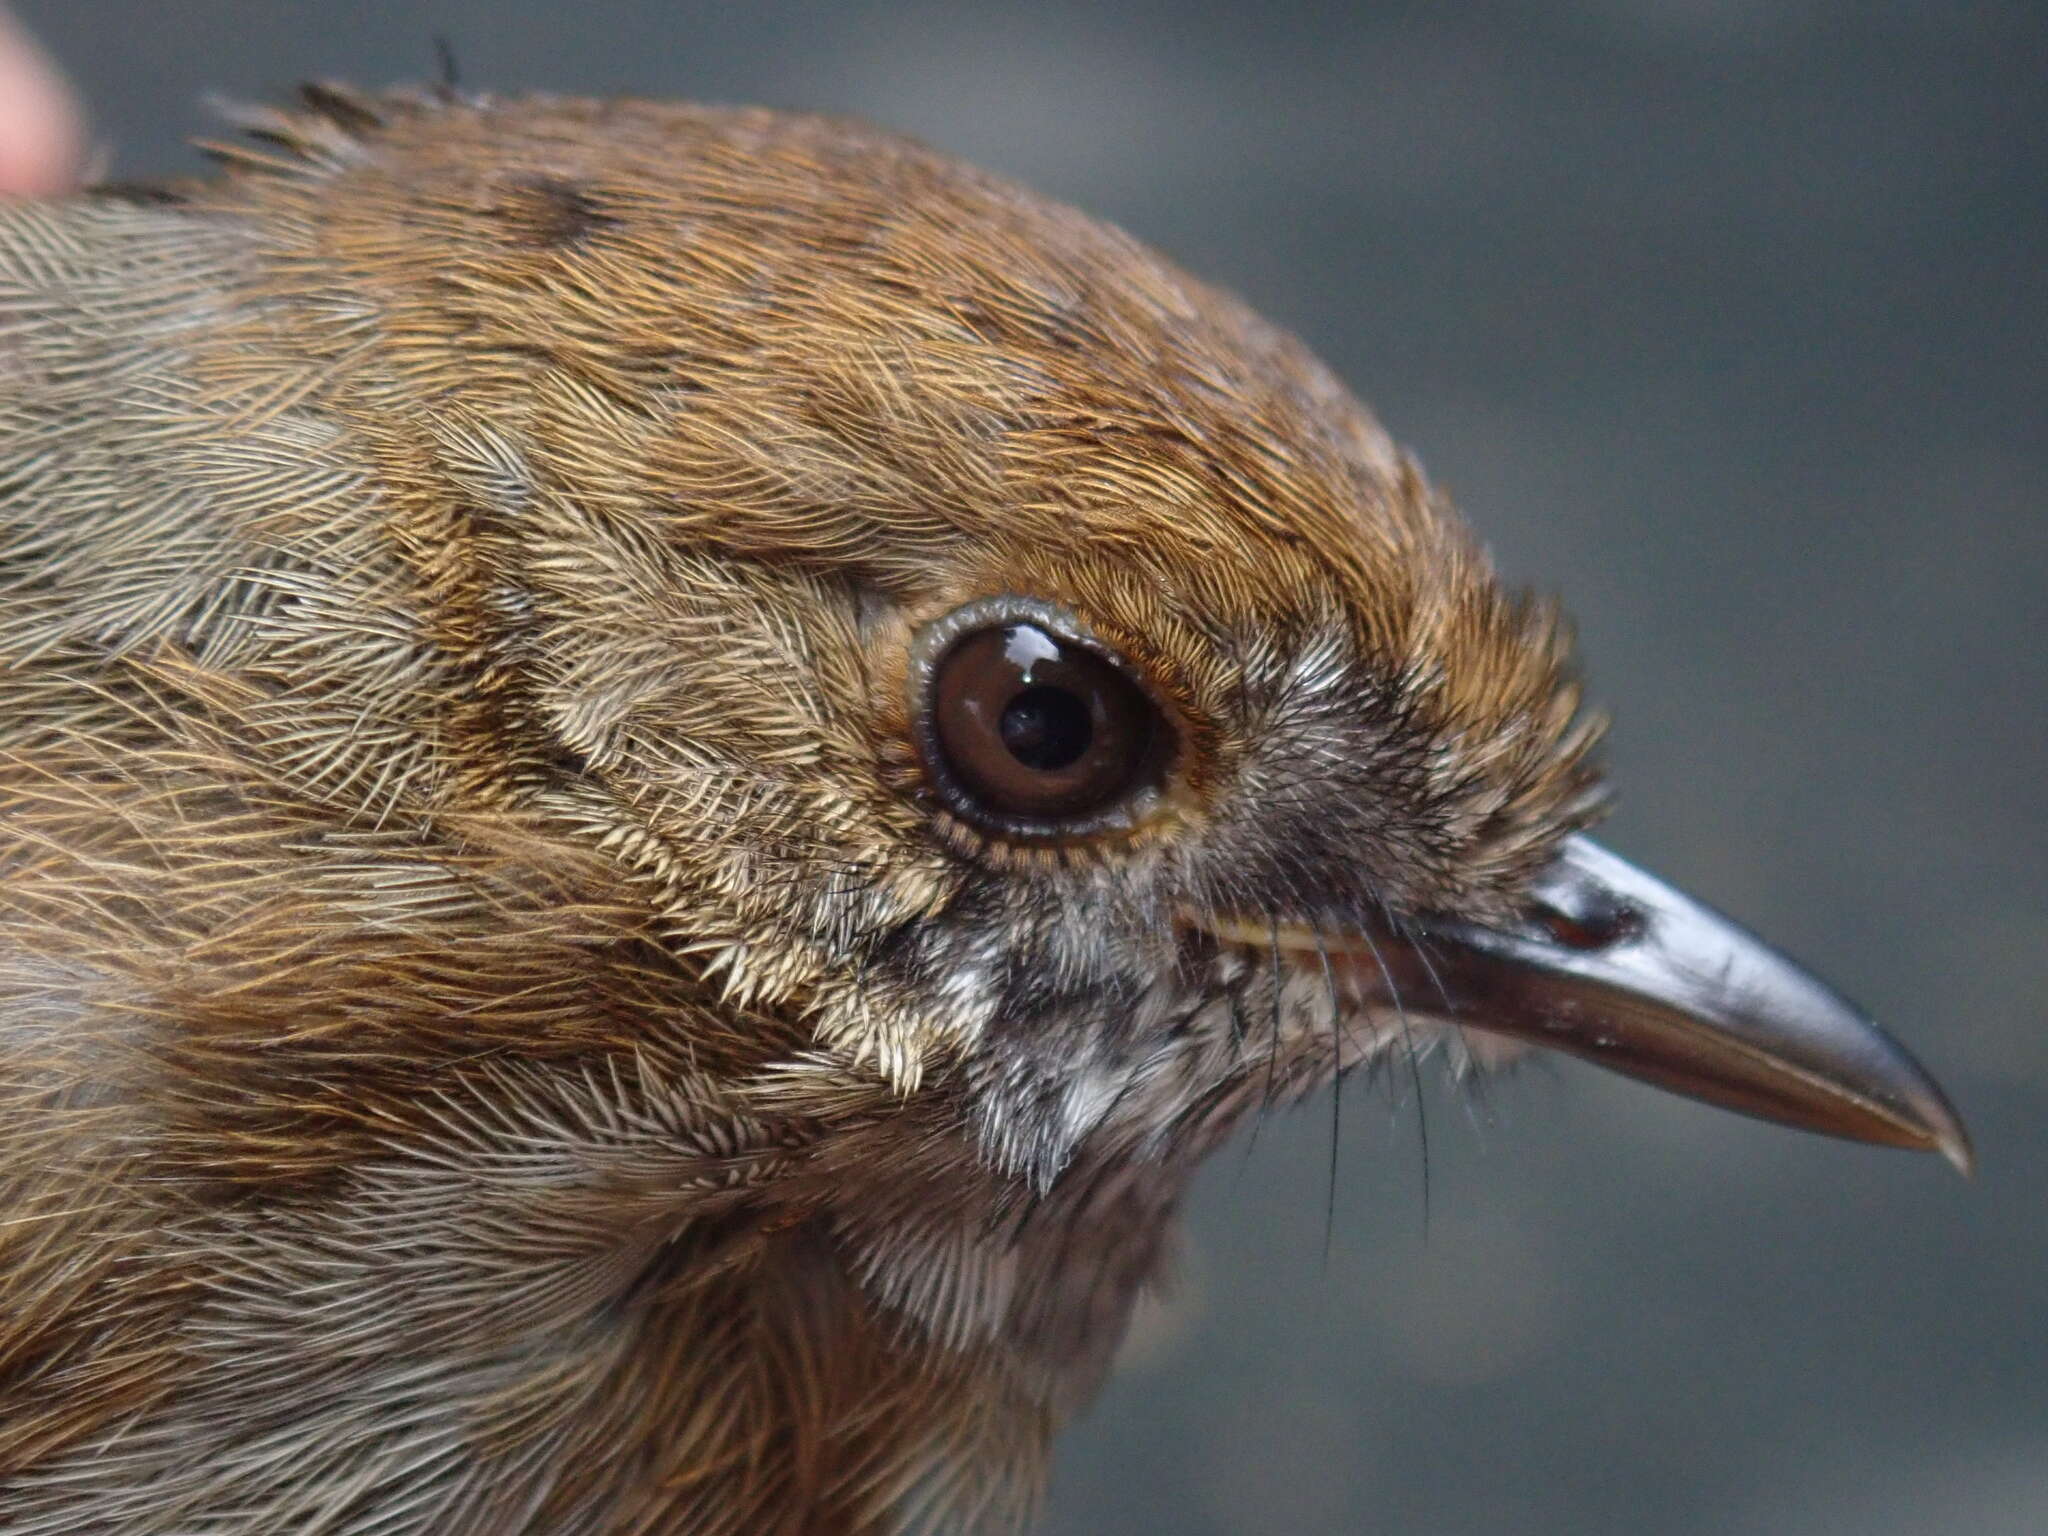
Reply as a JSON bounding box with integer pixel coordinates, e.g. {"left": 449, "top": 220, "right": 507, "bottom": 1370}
{"left": 926, "top": 620, "right": 1164, "bottom": 830}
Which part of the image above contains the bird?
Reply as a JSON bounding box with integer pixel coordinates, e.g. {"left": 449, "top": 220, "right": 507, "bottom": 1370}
{"left": 0, "top": 85, "right": 1969, "bottom": 1535}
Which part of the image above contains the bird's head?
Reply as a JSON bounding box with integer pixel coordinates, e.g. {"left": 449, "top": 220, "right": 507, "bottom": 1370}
{"left": 225, "top": 94, "right": 1967, "bottom": 1205}
{"left": 0, "top": 91, "right": 1976, "bottom": 1528}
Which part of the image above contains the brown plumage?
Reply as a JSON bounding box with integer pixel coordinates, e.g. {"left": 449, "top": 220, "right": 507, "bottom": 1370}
{"left": 0, "top": 86, "right": 1965, "bottom": 1534}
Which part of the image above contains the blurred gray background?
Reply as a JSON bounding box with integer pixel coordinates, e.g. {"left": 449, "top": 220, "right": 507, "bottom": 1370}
{"left": 18, "top": 1, "right": 2042, "bottom": 1530}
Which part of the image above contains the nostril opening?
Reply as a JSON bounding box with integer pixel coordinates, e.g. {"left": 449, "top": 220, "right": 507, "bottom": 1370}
{"left": 1529, "top": 894, "right": 1644, "bottom": 952}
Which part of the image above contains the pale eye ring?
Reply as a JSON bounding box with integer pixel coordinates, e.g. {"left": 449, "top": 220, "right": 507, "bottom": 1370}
{"left": 908, "top": 598, "right": 1172, "bottom": 840}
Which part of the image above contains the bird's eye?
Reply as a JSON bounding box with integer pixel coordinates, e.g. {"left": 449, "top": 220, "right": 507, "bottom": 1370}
{"left": 918, "top": 610, "right": 1168, "bottom": 836}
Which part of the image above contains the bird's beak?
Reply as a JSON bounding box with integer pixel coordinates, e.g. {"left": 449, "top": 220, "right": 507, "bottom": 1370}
{"left": 1390, "top": 835, "right": 1973, "bottom": 1173}
{"left": 1205, "top": 835, "right": 1973, "bottom": 1171}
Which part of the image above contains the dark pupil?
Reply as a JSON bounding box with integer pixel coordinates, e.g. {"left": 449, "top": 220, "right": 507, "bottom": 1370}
{"left": 999, "top": 685, "right": 1092, "bottom": 771}
{"left": 925, "top": 617, "right": 1165, "bottom": 830}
